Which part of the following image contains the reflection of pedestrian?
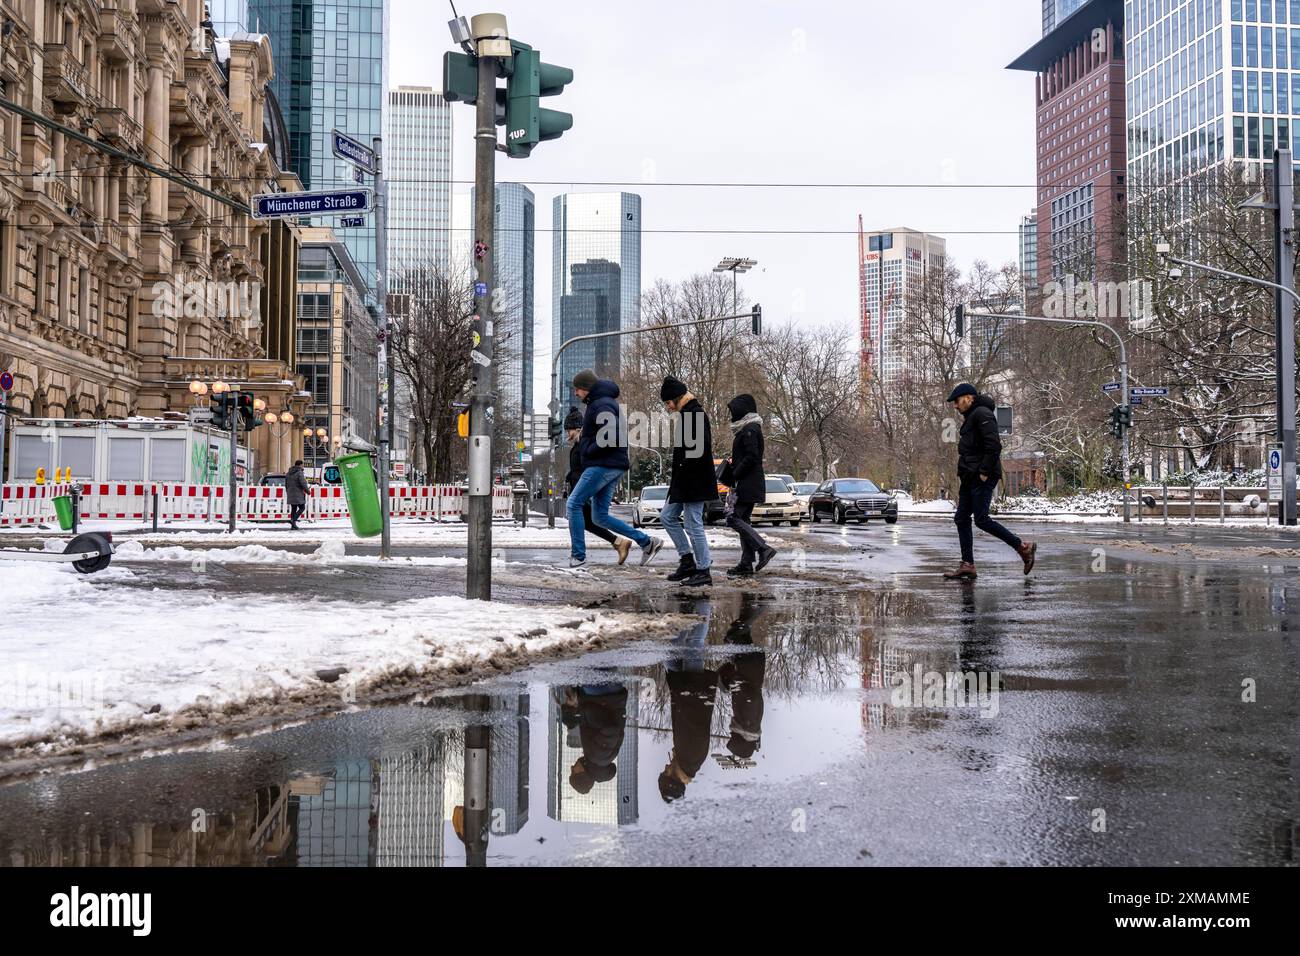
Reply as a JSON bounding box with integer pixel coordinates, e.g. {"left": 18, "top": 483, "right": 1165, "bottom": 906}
{"left": 567, "top": 683, "right": 630, "bottom": 795}
{"left": 943, "top": 384, "right": 1036, "bottom": 582}
{"left": 286, "top": 459, "right": 309, "bottom": 530}
{"left": 721, "top": 395, "right": 777, "bottom": 577}
{"left": 659, "top": 376, "right": 715, "bottom": 587}
{"left": 564, "top": 409, "right": 632, "bottom": 565}
{"left": 719, "top": 593, "right": 766, "bottom": 759}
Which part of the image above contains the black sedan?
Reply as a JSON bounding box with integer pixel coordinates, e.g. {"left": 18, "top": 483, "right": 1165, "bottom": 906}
{"left": 808, "top": 478, "right": 899, "bottom": 525}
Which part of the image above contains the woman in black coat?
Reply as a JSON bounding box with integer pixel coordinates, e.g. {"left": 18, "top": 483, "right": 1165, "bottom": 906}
{"left": 721, "top": 394, "right": 777, "bottom": 576}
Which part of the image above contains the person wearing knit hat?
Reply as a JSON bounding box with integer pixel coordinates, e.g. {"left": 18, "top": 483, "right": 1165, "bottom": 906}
{"left": 566, "top": 369, "right": 666, "bottom": 569}
{"left": 564, "top": 408, "right": 633, "bottom": 565}
{"left": 659, "top": 376, "right": 715, "bottom": 588}
{"left": 719, "top": 394, "right": 777, "bottom": 576}
{"left": 943, "top": 383, "right": 1036, "bottom": 581}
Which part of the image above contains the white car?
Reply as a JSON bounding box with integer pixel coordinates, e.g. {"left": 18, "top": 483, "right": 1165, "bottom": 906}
{"left": 751, "top": 476, "right": 803, "bottom": 526}
{"left": 769, "top": 473, "right": 796, "bottom": 490}
{"left": 790, "top": 481, "right": 819, "bottom": 518}
{"left": 633, "top": 485, "right": 669, "bottom": 527}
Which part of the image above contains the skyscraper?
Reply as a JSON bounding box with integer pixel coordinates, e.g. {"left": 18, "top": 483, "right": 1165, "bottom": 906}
{"left": 552, "top": 192, "right": 641, "bottom": 412}
{"left": 387, "top": 87, "right": 453, "bottom": 280}
{"left": 858, "top": 228, "right": 946, "bottom": 385}
{"left": 1010, "top": 0, "right": 1127, "bottom": 289}
{"left": 248, "top": 0, "right": 387, "bottom": 289}
{"left": 1043, "top": 0, "right": 1092, "bottom": 34}
{"left": 487, "top": 184, "right": 536, "bottom": 426}
{"left": 1019, "top": 210, "right": 1040, "bottom": 299}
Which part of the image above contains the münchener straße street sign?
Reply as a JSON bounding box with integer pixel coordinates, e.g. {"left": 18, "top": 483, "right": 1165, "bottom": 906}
{"left": 251, "top": 189, "right": 372, "bottom": 220}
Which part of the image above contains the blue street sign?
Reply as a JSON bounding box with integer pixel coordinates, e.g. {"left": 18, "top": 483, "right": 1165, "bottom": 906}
{"left": 331, "top": 129, "right": 377, "bottom": 174}
{"left": 1270, "top": 449, "right": 1283, "bottom": 471}
{"left": 1130, "top": 396, "right": 1144, "bottom": 406}
{"left": 251, "top": 189, "right": 371, "bottom": 220}
{"left": 0, "top": 370, "right": 12, "bottom": 392}
{"left": 354, "top": 166, "right": 365, "bottom": 184}
{"left": 340, "top": 217, "right": 366, "bottom": 228}
{"left": 475, "top": 281, "right": 488, "bottom": 296}
{"left": 1130, "top": 387, "right": 1169, "bottom": 397}
{"left": 1102, "top": 382, "right": 1121, "bottom": 393}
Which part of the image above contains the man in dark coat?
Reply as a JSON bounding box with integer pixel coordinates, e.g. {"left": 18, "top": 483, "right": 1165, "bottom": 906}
{"left": 721, "top": 394, "right": 777, "bottom": 577}
{"left": 285, "top": 459, "right": 309, "bottom": 530}
{"left": 659, "top": 376, "right": 715, "bottom": 587}
{"left": 565, "top": 409, "right": 633, "bottom": 565}
{"left": 944, "top": 383, "right": 1037, "bottom": 581}
{"left": 566, "top": 369, "right": 665, "bottom": 569}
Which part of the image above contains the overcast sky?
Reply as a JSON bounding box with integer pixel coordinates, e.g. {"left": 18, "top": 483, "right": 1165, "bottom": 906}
{"left": 389, "top": 0, "right": 1043, "bottom": 409}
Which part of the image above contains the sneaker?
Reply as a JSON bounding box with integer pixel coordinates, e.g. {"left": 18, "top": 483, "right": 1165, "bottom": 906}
{"left": 681, "top": 568, "right": 713, "bottom": 588}
{"left": 613, "top": 537, "right": 633, "bottom": 566}
{"left": 726, "top": 563, "right": 755, "bottom": 578}
{"left": 569, "top": 558, "right": 588, "bottom": 570}
{"left": 666, "top": 554, "right": 697, "bottom": 582}
{"left": 639, "top": 537, "right": 665, "bottom": 566}
{"left": 1017, "top": 541, "right": 1037, "bottom": 575}
{"left": 755, "top": 546, "right": 778, "bottom": 573}
{"left": 942, "top": 562, "right": 978, "bottom": 581}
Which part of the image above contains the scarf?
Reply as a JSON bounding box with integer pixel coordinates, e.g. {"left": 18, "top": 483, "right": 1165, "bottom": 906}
{"left": 730, "top": 412, "right": 763, "bottom": 432}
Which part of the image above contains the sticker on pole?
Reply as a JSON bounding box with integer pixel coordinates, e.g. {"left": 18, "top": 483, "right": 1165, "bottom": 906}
{"left": 475, "top": 282, "right": 488, "bottom": 296}
{"left": 471, "top": 351, "right": 491, "bottom": 367}
{"left": 0, "top": 371, "right": 12, "bottom": 392}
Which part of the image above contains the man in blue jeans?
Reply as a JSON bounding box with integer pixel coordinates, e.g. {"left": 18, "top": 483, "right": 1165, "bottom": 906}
{"left": 567, "top": 368, "right": 665, "bottom": 569}
{"left": 658, "top": 376, "right": 715, "bottom": 587}
{"left": 943, "top": 383, "right": 1037, "bottom": 581}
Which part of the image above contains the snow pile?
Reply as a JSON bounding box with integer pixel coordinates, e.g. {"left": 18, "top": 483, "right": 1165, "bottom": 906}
{"left": 991, "top": 489, "right": 1121, "bottom": 515}
{"left": 0, "top": 560, "right": 678, "bottom": 755}
{"left": 111, "top": 539, "right": 464, "bottom": 568}
{"left": 900, "top": 499, "right": 956, "bottom": 515}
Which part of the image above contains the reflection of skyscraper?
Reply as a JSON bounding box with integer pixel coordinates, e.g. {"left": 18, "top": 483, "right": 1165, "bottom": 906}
{"left": 552, "top": 192, "right": 641, "bottom": 411}
{"left": 441, "top": 695, "right": 531, "bottom": 838}
{"left": 295, "top": 760, "right": 375, "bottom": 866}
{"left": 546, "top": 683, "right": 639, "bottom": 826}
{"left": 376, "top": 742, "right": 447, "bottom": 867}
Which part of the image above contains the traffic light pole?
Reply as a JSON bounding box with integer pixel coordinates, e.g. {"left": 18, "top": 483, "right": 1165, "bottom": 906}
{"left": 229, "top": 389, "right": 239, "bottom": 533}
{"left": 545, "top": 306, "right": 762, "bottom": 528}
{"left": 961, "top": 310, "right": 1131, "bottom": 522}
{"left": 374, "top": 135, "right": 393, "bottom": 560}
{"left": 467, "top": 52, "right": 498, "bottom": 600}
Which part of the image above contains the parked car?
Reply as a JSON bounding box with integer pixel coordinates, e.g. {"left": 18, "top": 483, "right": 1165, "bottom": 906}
{"left": 633, "top": 485, "right": 669, "bottom": 527}
{"left": 752, "top": 476, "right": 804, "bottom": 526}
{"left": 260, "top": 473, "right": 286, "bottom": 487}
{"left": 808, "top": 478, "right": 899, "bottom": 525}
{"left": 789, "top": 481, "right": 819, "bottom": 518}
{"left": 769, "top": 473, "right": 796, "bottom": 490}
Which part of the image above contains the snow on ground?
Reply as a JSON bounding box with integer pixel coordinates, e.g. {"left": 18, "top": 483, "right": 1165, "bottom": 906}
{"left": 0, "top": 558, "right": 683, "bottom": 756}
{"left": 109, "top": 539, "right": 464, "bottom": 568}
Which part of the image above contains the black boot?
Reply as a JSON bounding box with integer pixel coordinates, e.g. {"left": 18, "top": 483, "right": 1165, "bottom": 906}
{"left": 681, "top": 568, "right": 713, "bottom": 587}
{"left": 726, "top": 562, "right": 755, "bottom": 578}
{"left": 666, "top": 553, "right": 696, "bottom": 582}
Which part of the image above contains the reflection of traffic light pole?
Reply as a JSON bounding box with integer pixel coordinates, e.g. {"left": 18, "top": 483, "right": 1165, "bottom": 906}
{"left": 545, "top": 306, "right": 762, "bottom": 528}
{"left": 957, "top": 305, "right": 1131, "bottom": 522}
{"left": 452, "top": 694, "right": 492, "bottom": 868}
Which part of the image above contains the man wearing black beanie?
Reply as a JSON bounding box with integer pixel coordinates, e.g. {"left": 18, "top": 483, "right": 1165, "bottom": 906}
{"left": 659, "top": 376, "right": 715, "bottom": 587}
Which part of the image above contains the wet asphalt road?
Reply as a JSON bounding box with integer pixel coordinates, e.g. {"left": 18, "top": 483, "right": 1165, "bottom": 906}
{"left": 1, "top": 518, "right": 1297, "bottom": 867}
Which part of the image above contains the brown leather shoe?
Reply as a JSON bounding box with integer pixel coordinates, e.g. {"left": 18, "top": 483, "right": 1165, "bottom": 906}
{"left": 1017, "top": 541, "right": 1037, "bottom": 575}
{"left": 943, "top": 562, "right": 978, "bottom": 581}
{"left": 613, "top": 537, "right": 632, "bottom": 566}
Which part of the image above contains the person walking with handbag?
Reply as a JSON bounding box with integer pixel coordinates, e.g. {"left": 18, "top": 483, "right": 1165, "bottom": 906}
{"left": 720, "top": 394, "right": 777, "bottom": 577}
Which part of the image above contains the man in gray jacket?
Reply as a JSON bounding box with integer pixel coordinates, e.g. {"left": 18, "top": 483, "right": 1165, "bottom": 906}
{"left": 286, "top": 459, "right": 310, "bottom": 530}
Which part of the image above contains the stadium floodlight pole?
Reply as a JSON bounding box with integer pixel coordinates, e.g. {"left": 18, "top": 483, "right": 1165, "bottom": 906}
{"left": 545, "top": 305, "right": 762, "bottom": 528}
{"left": 1158, "top": 234, "right": 1298, "bottom": 527}
{"left": 960, "top": 309, "right": 1130, "bottom": 523}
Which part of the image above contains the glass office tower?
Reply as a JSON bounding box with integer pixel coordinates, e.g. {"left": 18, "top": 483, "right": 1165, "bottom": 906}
{"left": 249, "top": 0, "right": 387, "bottom": 290}
{"left": 551, "top": 192, "right": 641, "bottom": 412}
{"left": 387, "top": 87, "right": 453, "bottom": 279}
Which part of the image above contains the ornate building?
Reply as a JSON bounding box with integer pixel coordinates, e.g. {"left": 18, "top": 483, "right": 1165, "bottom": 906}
{"left": 0, "top": 0, "right": 305, "bottom": 477}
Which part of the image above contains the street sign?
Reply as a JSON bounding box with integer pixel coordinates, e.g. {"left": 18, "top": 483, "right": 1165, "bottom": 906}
{"left": 1102, "top": 382, "right": 1121, "bottom": 393}
{"left": 340, "top": 217, "right": 366, "bottom": 228}
{"left": 475, "top": 282, "right": 488, "bottom": 296}
{"left": 331, "top": 129, "right": 377, "bottom": 174}
{"left": 353, "top": 166, "right": 365, "bottom": 184}
{"left": 1130, "top": 396, "right": 1143, "bottom": 406}
{"left": 1131, "top": 387, "right": 1169, "bottom": 397}
{"left": 0, "top": 371, "right": 12, "bottom": 392}
{"left": 1268, "top": 445, "right": 1284, "bottom": 500}
{"left": 251, "top": 189, "right": 371, "bottom": 220}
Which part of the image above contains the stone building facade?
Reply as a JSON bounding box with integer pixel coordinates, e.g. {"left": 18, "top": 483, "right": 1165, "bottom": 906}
{"left": 0, "top": 0, "right": 305, "bottom": 478}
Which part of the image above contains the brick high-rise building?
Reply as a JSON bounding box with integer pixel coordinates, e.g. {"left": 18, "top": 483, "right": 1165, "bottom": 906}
{"left": 1010, "top": 0, "right": 1127, "bottom": 289}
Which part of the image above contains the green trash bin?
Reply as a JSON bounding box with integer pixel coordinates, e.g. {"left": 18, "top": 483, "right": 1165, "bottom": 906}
{"left": 336, "top": 452, "right": 383, "bottom": 538}
{"left": 52, "top": 495, "right": 75, "bottom": 531}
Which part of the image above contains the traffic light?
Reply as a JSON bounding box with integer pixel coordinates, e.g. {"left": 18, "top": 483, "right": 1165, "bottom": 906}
{"left": 751, "top": 303, "right": 762, "bottom": 336}
{"left": 1109, "top": 406, "right": 1125, "bottom": 439}
{"left": 955, "top": 304, "right": 966, "bottom": 338}
{"left": 548, "top": 416, "right": 561, "bottom": 442}
{"left": 211, "top": 393, "right": 231, "bottom": 431}
{"left": 1119, "top": 404, "right": 1133, "bottom": 429}
{"left": 503, "top": 41, "right": 572, "bottom": 159}
{"left": 237, "top": 392, "right": 259, "bottom": 430}
{"left": 457, "top": 412, "right": 470, "bottom": 439}
{"left": 442, "top": 51, "right": 478, "bottom": 103}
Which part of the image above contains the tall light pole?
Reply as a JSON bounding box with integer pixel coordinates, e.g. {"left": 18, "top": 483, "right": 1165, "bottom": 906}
{"left": 714, "top": 257, "right": 757, "bottom": 397}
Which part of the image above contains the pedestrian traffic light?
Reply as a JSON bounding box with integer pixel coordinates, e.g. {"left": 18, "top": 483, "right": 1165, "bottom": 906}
{"left": 548, "top": 416, "right": 561, "bottom": 442}
{"left": 1109, "top": 405, "right": 1124, "bottom": 438}
{"left": 955, "top": 304, "right": 966, "bottom": 338}
{"left": 211, "top": 393, "right": 231, "bottom": 431}
{"left": 442, "top": 51, "right": 479, "bottom": 103}
{"left": 751, "top": 303, "right": 762, "bottom": 336}
{"left": 1119, "top": 404, "right": 1133, "bottom": 429}
{"left": 503, "top": 41, "right": 572, "bottom": 159}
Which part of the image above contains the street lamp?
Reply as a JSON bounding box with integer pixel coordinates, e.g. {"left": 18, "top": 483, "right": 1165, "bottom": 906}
{"left": 714, "top": 257, "right": 757, "bottom": 396}
{"left": 264, "top": 410, "right": 296, "bottom": 474}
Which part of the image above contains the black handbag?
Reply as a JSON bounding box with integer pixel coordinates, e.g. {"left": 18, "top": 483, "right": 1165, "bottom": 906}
{"left": 716, "top": 459, "right": 735, "bottom": 487}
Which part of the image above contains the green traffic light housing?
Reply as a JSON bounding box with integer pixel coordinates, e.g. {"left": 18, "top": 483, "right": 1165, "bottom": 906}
{"left": 505, "top": 42, "right": 573, "bottom": 159}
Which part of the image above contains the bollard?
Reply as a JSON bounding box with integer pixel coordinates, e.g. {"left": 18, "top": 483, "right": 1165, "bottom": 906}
{"left": 1219, "top": 485, "right": 1225, "bottom": 525}
{"left": 152, "top": 487, "right": 160, "bottom": 532}
{"left": 71, "top": 487, "right": 79, "bottom": 534}
{"left": 1137, "top": 487, "right": 1143, "bottom": 523}
{"left": 1189, "top": 482, "right": 1196, "bottom": 523}
{"left": 1163, "top": 484, "right": 1169, "bottom": 524}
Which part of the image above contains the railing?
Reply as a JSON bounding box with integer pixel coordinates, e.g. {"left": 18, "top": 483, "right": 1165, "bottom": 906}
{"left": 1118, "top": 485, "right": 1298, "bottom": 523}
{"left": 43, "top": 45, "right": 92, "bottom": 105}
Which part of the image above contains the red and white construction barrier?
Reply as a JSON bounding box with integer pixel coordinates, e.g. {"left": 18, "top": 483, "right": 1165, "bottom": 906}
{"left": 0, "top": 482, "right": 513, "bottom": 526}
